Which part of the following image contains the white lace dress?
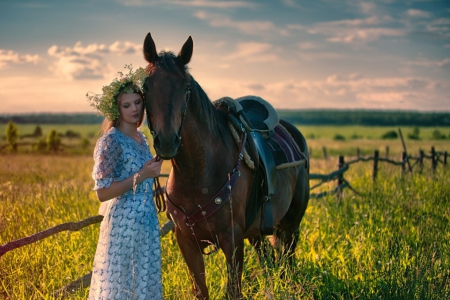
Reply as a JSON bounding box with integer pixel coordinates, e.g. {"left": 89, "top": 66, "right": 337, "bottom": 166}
{"left": 88, "top": 127, "right": 162, "bottom": 300}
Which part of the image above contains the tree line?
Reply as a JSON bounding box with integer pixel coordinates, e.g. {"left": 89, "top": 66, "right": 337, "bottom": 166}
{"left": 277, "top": 109, "right": 450, "bottom": 126}
{"left": 1, "top": 110, "right": 450, "bottom": 126}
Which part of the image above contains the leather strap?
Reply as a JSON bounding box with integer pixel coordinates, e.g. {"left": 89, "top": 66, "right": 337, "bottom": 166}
{"left": 166, "top": 132, "right": 247, "bottom": 227}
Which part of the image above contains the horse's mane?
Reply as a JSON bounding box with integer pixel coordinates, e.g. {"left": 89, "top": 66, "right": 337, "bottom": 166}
{"left": 148, "top": 51, "right": 229, "bottom": 139}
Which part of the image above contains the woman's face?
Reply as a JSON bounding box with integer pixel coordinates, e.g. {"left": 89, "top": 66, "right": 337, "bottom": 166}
{"left": 118, "top": 93, "right": 143, "bottom": 125}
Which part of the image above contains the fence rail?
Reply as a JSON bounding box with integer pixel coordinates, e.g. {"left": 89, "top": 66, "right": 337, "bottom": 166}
{"left": 1, "top": 144, "right": 447, "bottom": 296}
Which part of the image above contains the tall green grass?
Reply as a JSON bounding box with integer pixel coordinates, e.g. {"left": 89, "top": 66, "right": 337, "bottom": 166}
{"left": 1, "top": 154, "right": 449, "bottom": 299}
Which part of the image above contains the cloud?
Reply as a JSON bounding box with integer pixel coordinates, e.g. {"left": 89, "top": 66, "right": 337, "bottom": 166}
{"left": 305, "top": 15, "right": 404, "bottom": 44}
{"left": 194, "top": 11, "right": 277, "bottom": 35}
{"left": 222, "top": 73, "right": 449, "bottom": 110}
{"left": 226, "top": 42, "right": 279, "bottom": 62}
{"left": 109, "top": 41, "right": 142, "bottom": 54}
{"left": 297, "top": 42, "right": 320, "bottom": 50}
{"left": 47, "top": 41, "right": 141, "bottom": 80}
{"left": 358, "top": 2, "right": 376, "bottom": 15}
{"left": 425, "top": 18, "right": 450, "bottom": 39}
{"left": 328, "top": 27, "right": 404, "bottom": 44}
{"left": 406, "top": 9, "right": 431, "bottom": 18}
{"left": 0, "top": 49, "right": 39, "bottom": 68}
{"left": 407, "top": 57, "right": 450, "bottom": 68}
{"left": 118, "top": 0, "right": 256, "bottom": 9}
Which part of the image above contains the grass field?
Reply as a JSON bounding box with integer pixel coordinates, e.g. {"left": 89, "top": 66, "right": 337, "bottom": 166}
{"left": 1, "top": 124, "right": 449, "bottom": 159}
{"left": 1, "top": 127, "right": 450, "bottom": 299}
{"left": 1, "top": 124, "right": 449, "bottom": 140}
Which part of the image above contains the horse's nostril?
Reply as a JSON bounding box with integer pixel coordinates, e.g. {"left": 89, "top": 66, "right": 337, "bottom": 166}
{"left": 175, "top": 134, "right": 181, "bottom": 144}
{"left": 154, "top": 135, "right": 161, "bottom": 148}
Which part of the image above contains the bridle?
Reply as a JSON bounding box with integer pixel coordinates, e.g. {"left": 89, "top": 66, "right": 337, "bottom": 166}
{"left": 146, "top": 86, "right": 191, "bottom": 143}
{"left": 143, "top": 76, "right": 191, "bottom": 214}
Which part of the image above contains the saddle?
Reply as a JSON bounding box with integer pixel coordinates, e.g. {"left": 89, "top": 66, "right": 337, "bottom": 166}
{"left": 214, "top": 96, "right": 306, "bottom": 235}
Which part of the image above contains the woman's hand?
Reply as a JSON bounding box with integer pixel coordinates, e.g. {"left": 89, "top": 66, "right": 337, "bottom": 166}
{"left": 96, "top": 156, "right": 164, "bottom": 202}
{"left": 139, "top": 156, "right": 163, "bottom": 179}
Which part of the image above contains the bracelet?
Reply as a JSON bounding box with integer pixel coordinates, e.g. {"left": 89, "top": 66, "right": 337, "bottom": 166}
{"left": 133, "top": 172, "right": 140, "bottom": 193}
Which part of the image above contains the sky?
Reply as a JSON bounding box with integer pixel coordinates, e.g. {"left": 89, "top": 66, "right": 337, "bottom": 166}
{"left": 0, "top": 0, "right": 449, "bottom": 114}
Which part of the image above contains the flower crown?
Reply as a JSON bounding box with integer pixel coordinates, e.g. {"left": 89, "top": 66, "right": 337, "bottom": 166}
{"left": 87, "top": 64, "right": 149, "bottom": 121}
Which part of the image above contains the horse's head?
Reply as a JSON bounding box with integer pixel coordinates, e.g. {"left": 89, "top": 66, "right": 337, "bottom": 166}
{"left": 143, "top": 33, "right": 193, "bottom": 159}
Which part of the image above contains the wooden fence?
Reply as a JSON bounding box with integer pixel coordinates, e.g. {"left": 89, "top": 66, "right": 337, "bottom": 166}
{"left": 0, "top": 145, "right": 447, "bottom": 296}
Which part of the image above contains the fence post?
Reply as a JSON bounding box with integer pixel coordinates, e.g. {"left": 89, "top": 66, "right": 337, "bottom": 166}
{"left": 398, "top": 128, "right": 412, "bottom": 172}
{"left": 373, "top": 150, "right": 379, "bottom": 182}
{"left": 337, "top": 155, "right": 345, "bottom": 198}
{"left": 431, "top": 146, "right": 437, "bottom": 172}
{"left": 357, "top": 147, "right": 360, "bottom": 158}
{"left": 323, "top": 146, "right": 328, "bottom": 160}
{"left": 444, "top": 151, "right": 448, "bottom": 167}
{"left": 419, "top": 150, "right": 424, "bottom": 173}
{"left": 385, "top": 146, "right": 389, "bottom": 158}
{"left": 401, "top": 152, "right": 407, "bottom": 174}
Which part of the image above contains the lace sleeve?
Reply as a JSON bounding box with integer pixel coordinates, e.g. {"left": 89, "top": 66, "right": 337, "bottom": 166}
{"left": 92, "top": 133, "right": 122, "bottom": 190}
{"left": 140, "top": 131, "right": 153, "bottom": 157}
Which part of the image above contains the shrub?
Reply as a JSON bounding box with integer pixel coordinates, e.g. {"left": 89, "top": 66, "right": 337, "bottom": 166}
{"left": 307, "top": 133, "right": 316, "bottom": 139}
{"left": 381, "top": 130, "right": 398, "bottom": 139}
{"left": 350, "top": 133, "right": 362, "bottom": 140}
{"left": 81, "top": 137, "right": 90, "bottom": 150}
{"left": 34, "top": 138, "right": 47, "bottom": 152}
{"left": 333, "top": 134, "right": 346, "bottom": 141}
{"left": 431, "top": 129, "right": 446, "bottom": 140}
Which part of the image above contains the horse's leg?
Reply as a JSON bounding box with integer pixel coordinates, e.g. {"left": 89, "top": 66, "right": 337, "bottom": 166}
{"left": 175, "top": 229, "right": 209, "bottom": 300}
{"left": 270, "top": 226, "right": 300, "bottom": 266}
{"left": 219, "top": 229, "right": 245, "bottom": 299}
{"left": 273, "top": 120, "right": 310, "bottom": 267}
{"left": 249, "top": 235, "right": 275, "bottom": 267}
{"left": 271, "top": 168, "right": 309, "bottom": 269}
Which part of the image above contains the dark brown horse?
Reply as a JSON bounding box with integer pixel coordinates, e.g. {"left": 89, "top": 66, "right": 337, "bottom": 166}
{"left": 143, "top": 32, "right": 309, "bottom": 299}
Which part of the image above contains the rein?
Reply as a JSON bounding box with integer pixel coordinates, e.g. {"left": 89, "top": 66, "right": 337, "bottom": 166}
{"left": 166, "top": 131, "right": 247, "bottom": 228}
{"left": 153, "top": 155, "right": 166, "bottom": 213}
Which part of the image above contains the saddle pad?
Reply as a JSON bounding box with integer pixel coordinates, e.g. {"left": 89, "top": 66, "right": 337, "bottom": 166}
{"left": 266, "top": 124, "right": 306, "bottom": 169}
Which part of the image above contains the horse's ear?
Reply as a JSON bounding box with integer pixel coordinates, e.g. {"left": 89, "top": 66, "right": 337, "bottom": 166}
{"left": 143, "top": 32, "right": 158, "bottom": 63}
{"left": 178, "top": 36, "right": 193, "bottom": 66}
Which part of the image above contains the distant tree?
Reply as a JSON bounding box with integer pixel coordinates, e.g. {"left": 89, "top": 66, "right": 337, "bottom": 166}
{"left": 65, "top": 129, "right": 81, "bottom": 139}
{"left": 5, "top": 121, "right": 19, "bottom": 152}
{"left": 46, "top": 129, "right": 61, "bottom": 152}
{"left": 381, "top": 130, "right": 398, "bottom": 139}
{"left": 33, "top": 125, "right": 43, "bottom": 137}
{"left": 431, "top": 129, "right": 447, "bottom": 140}
{"left": 408, "top": 127, "right": 420, "bottom": 140}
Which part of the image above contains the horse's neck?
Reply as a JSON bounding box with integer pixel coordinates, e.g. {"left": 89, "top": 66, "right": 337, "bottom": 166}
{"left": 171, "top": 98, "right": 235, "bottom": 186}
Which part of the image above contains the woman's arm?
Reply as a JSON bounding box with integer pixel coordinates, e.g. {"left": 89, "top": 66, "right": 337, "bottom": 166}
{"left": 96, "top": 157, "right": 163, "bottom": 202}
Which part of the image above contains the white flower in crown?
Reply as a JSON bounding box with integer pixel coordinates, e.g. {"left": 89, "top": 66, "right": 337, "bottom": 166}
{"left": 86, "top": 64, "right": 149, "bottom": 121}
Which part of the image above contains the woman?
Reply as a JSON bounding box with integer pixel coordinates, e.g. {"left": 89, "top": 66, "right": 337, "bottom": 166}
{"left": 87, "top": 65, "right": 163, "bottom": 299}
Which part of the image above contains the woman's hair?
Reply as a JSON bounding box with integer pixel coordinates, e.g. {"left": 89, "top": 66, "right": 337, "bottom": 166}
{"left": 101, "top": 83, "right": 146, "bottom": 134}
